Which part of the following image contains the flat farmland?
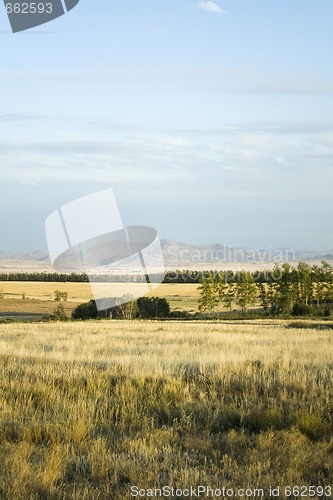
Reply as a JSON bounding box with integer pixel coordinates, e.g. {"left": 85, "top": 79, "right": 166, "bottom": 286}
{"left": 0, "top": 282, "right": 93, "bottom": 320}
{"left": 0, "top": 282, "right": 93, "bottom": 303}
{"left": 0, "top": 282, "right": 200, "bottom": 319}
{"left": 0, "top": 320, "right": 333, "bottom": 498}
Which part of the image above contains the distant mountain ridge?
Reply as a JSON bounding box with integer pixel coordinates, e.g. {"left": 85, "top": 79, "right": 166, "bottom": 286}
{"left": 0, "top": 241, "right": 332, "bottom": 268}
{"left": 0, "top": 250, "right": 49, "bottom": 261}
{"left": 160, "top": 240, "right": 333, "bottom": 265}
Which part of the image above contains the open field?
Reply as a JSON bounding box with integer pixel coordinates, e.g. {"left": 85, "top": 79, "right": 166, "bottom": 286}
{"left": 0, "top": 282, "right": 201, "bottom": 319}
{"left": 0, "top": 282, "right": 93, "bottom": 303}
{"left": 0, "top": 299, "right": 77, "bottom": 321}
{"left": 0, "top": 281, "right": 200, "bottom": 302}
{"left": 0, "top": 320, "right": 333, "bottom": 498}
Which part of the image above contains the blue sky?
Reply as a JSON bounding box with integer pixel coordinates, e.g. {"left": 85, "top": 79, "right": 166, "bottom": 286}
{"left": 0, "top": 0, "right": 332, "bottom": 251}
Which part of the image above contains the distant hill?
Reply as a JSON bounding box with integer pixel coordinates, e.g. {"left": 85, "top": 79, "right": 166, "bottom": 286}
{"left": 0, "top": 250, "right": 49, "bottom": 261}
{"left": 160, "top": 240, "right": 333, "bottom": 266}
{"left": 0, "top": 241, "right": 332, "bottom": 273}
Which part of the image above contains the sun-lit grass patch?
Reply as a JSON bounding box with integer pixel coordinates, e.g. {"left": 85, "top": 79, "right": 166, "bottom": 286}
{"left": 0, "top": 320, "right": 332, "bottom": 498}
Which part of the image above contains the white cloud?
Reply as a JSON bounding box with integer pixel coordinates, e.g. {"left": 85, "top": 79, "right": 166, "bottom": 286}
{"left": 21, "top": 181, "right": 40, "bottom": 187}
{"left": 195, "top": 1, "right": 225, "bottom": 14}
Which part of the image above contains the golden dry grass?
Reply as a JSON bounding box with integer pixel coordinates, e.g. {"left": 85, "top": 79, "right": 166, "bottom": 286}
{"left": 1, "top": 319, "right": 332, "bottom": 367}
{"left": 0, "top": 320, "right": 333, "bottom": 498}
{"left": 0, "top": 281, "right": 199, "bottom": 300}
{"left": 0, "top": 299, "right": 76, "bottom": 318}
{"left": 0, "top": 282, "right": 200, "bottom": 317}
{"left": 0, "top": 282, "right": 93, "bottom": 303}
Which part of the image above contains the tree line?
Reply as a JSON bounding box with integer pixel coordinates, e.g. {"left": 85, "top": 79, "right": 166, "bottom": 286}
{"left": 0, "top": 270, "right": 232, "bottom": 284}
{"left": 198, "top": 262, "right": 333, "bottom": 316}
{"left": 0, "top": 272, "right": 163, "bottom": 283}
{"left": 0, "top": 272, "right": 89, "bottom": 282}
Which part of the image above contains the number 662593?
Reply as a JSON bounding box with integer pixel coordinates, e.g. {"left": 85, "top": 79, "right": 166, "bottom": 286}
{"left": 5, "top": 3, "right": 53, "bottom": 14}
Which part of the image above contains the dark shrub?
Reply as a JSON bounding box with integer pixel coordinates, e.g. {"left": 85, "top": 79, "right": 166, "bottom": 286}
{"left": 72, "top": 300, "right": 98, "bottom": 320}
{"left": 292, "top": 303, "right": 312, "bottom": 316}
{"left": 137, "top": 297, "right": 171, "bottom": 319}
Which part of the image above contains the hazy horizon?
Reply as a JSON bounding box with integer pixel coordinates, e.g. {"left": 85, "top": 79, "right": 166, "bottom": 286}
{"left": 1, "top": 239, "right": 333, "bottom": 256}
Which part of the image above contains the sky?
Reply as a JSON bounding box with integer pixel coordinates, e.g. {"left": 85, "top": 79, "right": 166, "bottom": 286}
{"left": 0, "top": 0, "right": 332, "bottom": 252}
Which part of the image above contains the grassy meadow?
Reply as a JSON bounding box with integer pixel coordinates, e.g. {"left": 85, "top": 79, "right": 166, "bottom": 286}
{"left": 0, "top": 320, "right": 333, "bottom": 498}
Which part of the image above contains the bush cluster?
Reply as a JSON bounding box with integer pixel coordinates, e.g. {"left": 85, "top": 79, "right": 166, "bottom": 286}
{"left": 72, "top": 296, "right": 171, "bottom": 320}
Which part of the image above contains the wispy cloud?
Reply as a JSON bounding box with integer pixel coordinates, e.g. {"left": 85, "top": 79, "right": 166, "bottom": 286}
{"left": 0, "top": 119, "right": 332, "bottom": 250}
{"left": 1, "top": 120, "right": 332, "bottom": 193}
{"left": 195, "top": 1, "right": 225, "bottom": 14}
{"left": 21, "top": 181, "right": 40, "bottom": 187}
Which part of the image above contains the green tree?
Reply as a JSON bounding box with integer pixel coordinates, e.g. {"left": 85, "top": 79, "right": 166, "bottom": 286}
{"left": 265, "top": 265, "right": 282, "bottom": 314}
{"left": 295, "top": 262, "right": 313, "bottom": 307}
{"left": 198, "top": 275, "right": 219, "bottom": 314}
{"left": 321, "top": 261, "right": 333, "bottom": 306}
{"left": 264, "top": 264, "right": 293, "bottom": 315}
{"left": 257, "top": 282, "right": 268, "bottom": 311}
{"left": 53, "top": 304, "right": 68, "bottom": 321}
{"left": 234, "top": 271, "right": 257, "bottom": 314}
{"left": 216, "top": 277, "right": 235, "bottom": 311}
{"left": 277, "top": 263, "right": 295, "bottom": 314}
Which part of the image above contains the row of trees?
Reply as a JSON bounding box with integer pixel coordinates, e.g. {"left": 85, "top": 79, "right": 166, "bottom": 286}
{"left": 0, "top": 270, "right": 200, "bottom": 283}
{"left": 0, "top": 271, "right": 191, "bottom": 283}
{"left": 0, "top": 270, "right": 199, "bottom": 283}
{"left": 0, "top": 272, "right": 89, "bottom": 282}
{"left": 198, "top": 262, "right": 333, "bottom": 316}
{"left": 2, "top": 265, "right": 332, "bottom": 286}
